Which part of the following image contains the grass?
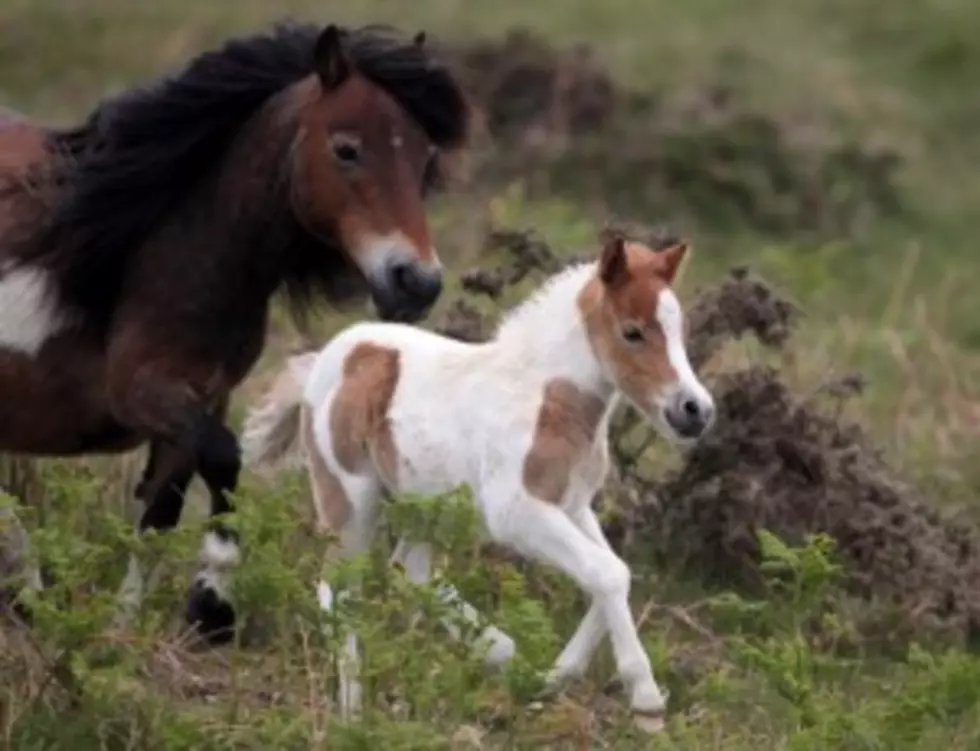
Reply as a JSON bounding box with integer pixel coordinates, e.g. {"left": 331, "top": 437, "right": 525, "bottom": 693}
{"left": 2, "top": 0, "right": 980, "bottom": 748}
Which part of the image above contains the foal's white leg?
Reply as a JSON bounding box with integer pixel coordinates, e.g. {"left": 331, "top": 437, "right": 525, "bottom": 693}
{"left": 545, "top": 507, "right": 617, "bottom": 687}
{"left": 390, "top": 539, "right": 516, "bottom": 668}
{"left": 313, "top": 475, "right": 382, "bottom": 720}
{"left": 495, "top": 496, "right": 666, "bottom": 729}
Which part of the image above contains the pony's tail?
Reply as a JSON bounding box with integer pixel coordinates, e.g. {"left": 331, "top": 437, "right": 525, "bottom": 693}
{"left": 240, "top": 351, "right": 319, "bottom": 472}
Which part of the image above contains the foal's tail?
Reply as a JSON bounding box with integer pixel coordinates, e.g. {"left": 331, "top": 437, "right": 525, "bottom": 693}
{"left": 240, "top": 351, "right": 319, "bottom": 472}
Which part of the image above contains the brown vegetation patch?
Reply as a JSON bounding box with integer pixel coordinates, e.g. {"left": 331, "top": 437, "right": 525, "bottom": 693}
{"left": 446, "top": 29, "right": 904, "bottom": 237}
{"left": 432, "top": 225, "right": 980, "bottom": 648}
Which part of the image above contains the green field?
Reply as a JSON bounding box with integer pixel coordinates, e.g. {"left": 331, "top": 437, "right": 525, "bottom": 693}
{"left": 2, "top": 1, "right": 980, "bottom": 748}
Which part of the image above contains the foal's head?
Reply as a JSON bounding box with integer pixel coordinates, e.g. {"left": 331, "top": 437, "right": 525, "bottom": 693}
{"left": 289, "top": 26, "right": 461, "bottom": 322}
{"left": 581, "top": 234, "right": 715, "bottom": 443}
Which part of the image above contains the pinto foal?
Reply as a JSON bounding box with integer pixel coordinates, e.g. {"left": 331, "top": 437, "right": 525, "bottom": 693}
{"left": 242, "top": 234, "right": 714, "bottom": 731}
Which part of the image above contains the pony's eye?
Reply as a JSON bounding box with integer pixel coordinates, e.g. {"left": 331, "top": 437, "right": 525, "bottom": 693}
{"left": 422, "top": 154, "right": 440, "bottom": 190}
{"left": 622, "top": 324, "right": 645, "bottom": 343}
{"left": 331, "top": 137, "right": 361, "bottom": 165}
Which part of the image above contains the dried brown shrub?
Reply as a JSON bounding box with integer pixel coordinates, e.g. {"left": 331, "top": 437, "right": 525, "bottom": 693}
{"left": 432, "top": 225, "right": 980, "bottom": 647}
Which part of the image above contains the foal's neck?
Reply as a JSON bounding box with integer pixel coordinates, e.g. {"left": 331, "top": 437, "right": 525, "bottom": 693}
{"left": 492, "top": 263, "right": 614, "bottom": 402}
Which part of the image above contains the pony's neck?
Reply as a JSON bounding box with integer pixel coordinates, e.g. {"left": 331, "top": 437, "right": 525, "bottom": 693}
{"left": 171, "top": 87, "right": 312, "bottom": 304}
{"left": 491, "top": 262, "right": 614, "bottom": 402}
{"left": 221, "top": 98, "right": 299, "bottom": 287}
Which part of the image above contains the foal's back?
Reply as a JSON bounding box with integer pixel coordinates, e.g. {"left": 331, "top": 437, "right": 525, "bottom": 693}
{"left": 308, "top": 321, "right": 543, "bottom": 498}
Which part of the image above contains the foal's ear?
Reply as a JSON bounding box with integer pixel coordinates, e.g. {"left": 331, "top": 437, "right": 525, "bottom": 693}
{"left": 315, "top": 24, "right": 352, "bottom": 91}
{"left": 413, "top": 30, "right": 427, "bottom": 48}
{"left": 656, "top": 241, "right": 691, "bottom": 285}
{"left": 287, "top": 351, "right": 318, "bottom": 385}
{"left": 599, "top": 235, "right": 629, "bottom": 286}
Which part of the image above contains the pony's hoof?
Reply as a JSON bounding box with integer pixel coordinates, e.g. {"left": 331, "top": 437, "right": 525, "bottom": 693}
{"left": 185, "top": 581, "right": 236, "bottom": 646}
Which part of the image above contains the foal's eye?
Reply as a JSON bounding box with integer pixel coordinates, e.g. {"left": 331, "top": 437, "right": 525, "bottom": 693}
{"left": 621, "top": 324, "right": 645, "bottom": 343}
{"left": 330, "top": 136, "right": 361, "bottom": 166}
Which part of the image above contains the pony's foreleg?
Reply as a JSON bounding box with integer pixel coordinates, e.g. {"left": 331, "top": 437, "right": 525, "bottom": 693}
{"left": 113, "top": 440, "right": 194, "bottom": 630}
{"left": 106, "top": 358, "right": 241, "bottom": 644}
{"left": 487, "top": 489, "right": 667, "bottom": 733}
{"left": 187, "top": 396, "right": 242, "bottom": 646}
{"left": 390, "top": 539, "right": 516, "bottom": 669}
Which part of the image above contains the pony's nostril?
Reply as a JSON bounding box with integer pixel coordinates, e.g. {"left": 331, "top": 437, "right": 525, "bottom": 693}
{"left": 682, "top": 399, "right": 700, "bottom": 418}
{"left": 391, "top": 263, "right": 442, "bottom": 301}
{"left": 391, "top": 264, "right": 412, "bottom": 293}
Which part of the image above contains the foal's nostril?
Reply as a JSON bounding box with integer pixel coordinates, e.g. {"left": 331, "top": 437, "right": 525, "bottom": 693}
{"left": 682, "top": 398, "right": 700, "bottom": 419}
{"left": 665, "top": 395, "right": 713, "bottom": 440}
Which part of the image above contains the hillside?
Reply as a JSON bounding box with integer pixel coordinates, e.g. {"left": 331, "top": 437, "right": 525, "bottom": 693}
{"left": 1, "top": 1, "right": 979, "bottom": 748}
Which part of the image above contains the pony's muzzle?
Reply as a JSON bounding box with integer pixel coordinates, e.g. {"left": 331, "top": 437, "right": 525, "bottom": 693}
{"left": 373, "top": 260, "right": 443, "bottom": 322}
{"left": 390, "top": 261, "right": 442, "bottom": 305}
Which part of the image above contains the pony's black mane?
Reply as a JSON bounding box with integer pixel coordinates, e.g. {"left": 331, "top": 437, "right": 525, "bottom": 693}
{"left": 15, "top": 22, "right": 470, "bottom": 328}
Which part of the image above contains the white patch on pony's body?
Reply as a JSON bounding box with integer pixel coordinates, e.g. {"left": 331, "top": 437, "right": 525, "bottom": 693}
{"left": 0, "top": 264, "right": 67, "bottom": 355}
{"left": 180, "top": 531, "right": 244, "bottom": 610}
{"left": 655, "top": 288, "right": 713, "bottom": 412}
{"left": 192, "top": 531, "right": 241, "bottom": 599}
{"left": 200, "top": 530, "right": 241, "bottom": 569}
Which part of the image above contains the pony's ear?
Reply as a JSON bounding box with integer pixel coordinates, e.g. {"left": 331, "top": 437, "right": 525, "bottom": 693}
{"left": 314, "top": 25, "right": 352, "bottom": 91}
{"left": 656, "top": 241, "right": 690, "bottom": 285}
{"left": 599, "top": 234, "right": 629, "bottom": 286}
{"left": 413, "top": 30, "right": 427, "bottom": 48}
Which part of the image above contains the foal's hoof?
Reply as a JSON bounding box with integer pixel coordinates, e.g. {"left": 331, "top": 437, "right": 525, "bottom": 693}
{"left": 632, "top": 709, "right": 666, "bottom": 734}
{"left": 529, "top": 671, "right": 572, "bottom": 708}
{"left": 631, "top": 685, "right": 668, "bottom": 734}
{"left": 537, "top": 666, "right": 579, "bottom": 699}
{"left": 185, "top": 580, "right": 236, "bottom": 646}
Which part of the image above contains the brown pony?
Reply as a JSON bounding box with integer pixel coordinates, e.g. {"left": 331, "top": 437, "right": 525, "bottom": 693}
{"left": 0, "top": 22, "right": 471, "bottom": 643}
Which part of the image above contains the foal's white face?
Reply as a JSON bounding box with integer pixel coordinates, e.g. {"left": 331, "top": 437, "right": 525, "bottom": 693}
{"left": 578, "top": 235, "right": 715, "bottom": 444}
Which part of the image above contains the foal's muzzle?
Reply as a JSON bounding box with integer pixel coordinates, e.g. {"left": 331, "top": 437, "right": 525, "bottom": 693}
{"left": 663, "top": 390, "right": 715, "bottom": 441}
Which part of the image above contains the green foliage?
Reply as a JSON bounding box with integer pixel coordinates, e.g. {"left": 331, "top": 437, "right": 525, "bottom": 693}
{"left": 6, "top": 479, "right": 980, "bottom": 749}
